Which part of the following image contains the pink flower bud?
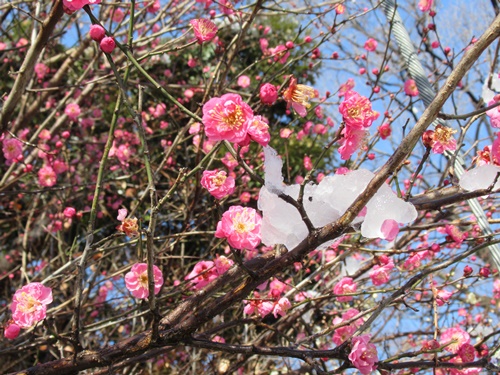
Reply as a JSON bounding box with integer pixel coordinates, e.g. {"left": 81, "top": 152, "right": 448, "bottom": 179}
{"left": 259, "top": 83, "right": 278, "bottom": 105}
{"left": 89, "top": 25, "right": 106, "bottom": 41}
{"left": 100, "top": 37, "right": 116, "bottom": 53}
{"left": 4, "top": 323, "right": 21, "bottom": 340}
{"left": 63, "top": 207, "right": 76, "bottom": 218}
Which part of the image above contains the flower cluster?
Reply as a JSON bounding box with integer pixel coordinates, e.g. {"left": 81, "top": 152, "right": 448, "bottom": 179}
{"left": 348, "top": 334, "right": 379, "bottom": 375}
{"left": 332, "top": 308, "right": 364, "bottom": 345}
{"left": 333, "top": 277, "right": 357, "bottom": 302}
{"left": 116, "top": 208, "right": 140, "bottom": 237}
{"left": 202, "top": 93, "right": 270, "bottom": 146}
{"left": 422, "top": 124, "right": 457, "bottom": 154}
{"left": 185, "top": 256, "right": 234, "bottom": 290}
{"left": 369, "top": 255, "right": 394, "bottom": 286}
{"left": 338, "top": 91, "right": 378, "bottom": 160}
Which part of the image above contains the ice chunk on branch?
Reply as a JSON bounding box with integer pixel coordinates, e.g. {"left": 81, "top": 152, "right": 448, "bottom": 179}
{"left": 258, "top": 147, "right": 417, "bottom": 250}
{"left": 459, "top": 164, "right": 500, "bottom": 192}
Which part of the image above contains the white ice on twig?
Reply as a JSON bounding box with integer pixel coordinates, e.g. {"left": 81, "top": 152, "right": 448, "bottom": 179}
{"left": 258, "top": 146, "right": 417, "bottom": 250}
{"left": 459, "top": 164, "right": 500, "bottom": 192}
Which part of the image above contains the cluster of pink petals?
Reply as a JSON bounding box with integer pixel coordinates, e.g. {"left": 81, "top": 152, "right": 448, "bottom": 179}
{"left": 332, "top": 308, "right": 364, "bottom": 345}
{"left": 185, "top": 256, "right": 234, "bottom": 290}
{"left": 243, "top": 116, "right": 271, "bottom": 146}
{"left": 486, "top": 97, "right": 500, "bottom": 128}
{"left": 124, "top": 263, "right": 164, "bottom": 299}
{"left": 2, "top": 137, "right": 23, "bottom": 162}
{"left": 339, "top": 91, "right": 378, "bottom": 129}
{"left": 283, "top": 76, "right": 318, "bottom": 117}
{"left": 377, "top": 123, "right": 391, "bottom": 140}
{"left": 364, "top": 38, "right": 378, "bottom": 52}
{"left": 404, "top": 79, "right": 419, "bottom": 97}
{"left": 65, "top": 103, "right": 81, "bottom": 121}
{"left": 439, "top": 326, "right": 470, "bottom": 354}
{"left": 38, "top": 165, "right": 57, "bottom": 187}
{"left": 190, "top": 18, "right": 218, "bottom": 44}
{"left": 201, "top": 169, "right": 236, "bottom": 199}
{"left": 337, "top": 91, "right": 378, "bottom": 160}
{"left": 418, "top": 0, "right": 433, "bottom": 12}
{"left": 10, "top": 282, "right": 53, "bottom": 328}
{"left": 403, "top": 250, "right": 431, "bottom": 270}
{"left": 260, "top": 83, "right": 278, "bottom": 105}
{"left": 215, "top": 205, "right": 262, "bottom": 250}
{"left": 369, "top": 255, "right": 394, "bottom": 286}
{"left": 444, "top": 224, "right": 467, "bottom": 244}
{"left": 338, "top": 126, "right": 367, "bottom": 160}
{"left": 348, "top": 334, "right": 379, "bottom": 375}
{"left": 63, "top": 0, "right": 101, "bottom": 13}
{"left": 243, "top": 292, "right": 291, "bottom": 318}
{"left": 116, "top": 208, "right": 140, "bottom": 237}
{"left": 202, "top": 93, "right": 254, "bottom": 144}
{"left": 333, "top": 277, "right": 357, "bottom": 302}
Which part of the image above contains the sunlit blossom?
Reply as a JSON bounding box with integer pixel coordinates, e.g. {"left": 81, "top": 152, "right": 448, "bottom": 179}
{"left": 202, "top": 93, "right": 253, "bottom": 143}
{"left": 11, "top": 283, "right": 53, "bottom": 328}
{"left": 190, "top": 18, "right": 218, "bottom": 44}
{"left": 215, "top": 205, "right": 262, "bottom": 250}
{"left": 283, "top": 76, "right": 318, "bottom": 117}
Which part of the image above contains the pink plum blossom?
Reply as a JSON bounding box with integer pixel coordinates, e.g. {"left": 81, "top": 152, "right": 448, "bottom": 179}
{"left": 283, "top": 76, "right": 317, "bottom": 117}
{"left": 63, "top": 207, "right": 76, "bottom": 218}
{"left": 202, "top": 93, "right": 254, "bottom": 143}
{"left": 348, "top": 334, "right": 378, "bottom": 375}
{"left": 34, "top": 63, "right": 50, "bottom": 80}
{"left": 214, "top": 255, "right": 234, "bottom": 275}
{"left": 439, "top": 327, "right": 470, "bottom": 354}
{"left": 339, "top": 91, "right": 377, "bottom": 129}
{"left": 333, "top": 277, "right": 357, "bottom": 302}
{"left": 404, "top": 79, "right": 419, "bottom": 97}
{"left": 381, "top": 219, "right": 399, "bottom": 241}
{"left": 378, "top": 123, "right": 391, "bottom": 140}
{"left": 63, "top": 0, "right": 101, "bottom": 12}
{"left": 247, "top": 116, "right": 271, "bottom": 146}
{"left": 11, "top": 283, "right": 53, "bottom": 328}
{"left": 432, "top": 124, "right": 457, "bottom": 154}
{"left": 38, "top": 165, "right": 57, "bottom": 187}
{"left": 364, "top": 38, "right": 378, "bottom": 52}
{"left": 338, "top": 127, "right": 367, "bottom": 160}
{"left": 338, "top": 78, "right": 355, "bottom": 97}
{"left": 243, "top": 292, "right": 274, "bottom": 317}
{"left": 201, "top": 169, "right": 236, "bottom": 199}
{"left": 486, "top": 97, "right": 500, "bottom": 128}
{"left": 185, "top": 260, "right": 218, "bottom": 289}
{"left": 65, "top": 103, "right": 81, "bottom": 121}
{"left": 237, "top": 75, "right": 251, "bottom": 88}
{"left": 124, "top": 263, "right": 164, "bottom": 299}
{"left": 272, "top": 297, "right": 291, "bottom": 318}
{"left": 215, "top": 206, "right": 262, "bottom": 250}
{"left": 2, "top": 138, "right": 23, "bottom": 162}
{"left": 190, "top": 19, "right": 218, "bottom": 44}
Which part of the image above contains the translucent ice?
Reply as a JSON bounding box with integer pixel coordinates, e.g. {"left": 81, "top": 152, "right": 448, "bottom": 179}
{"left": 459, "top": 164, "right": 500, "bottom": 192}
{"left": 258, "top": 147, "right": 417, "bottom": 249}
